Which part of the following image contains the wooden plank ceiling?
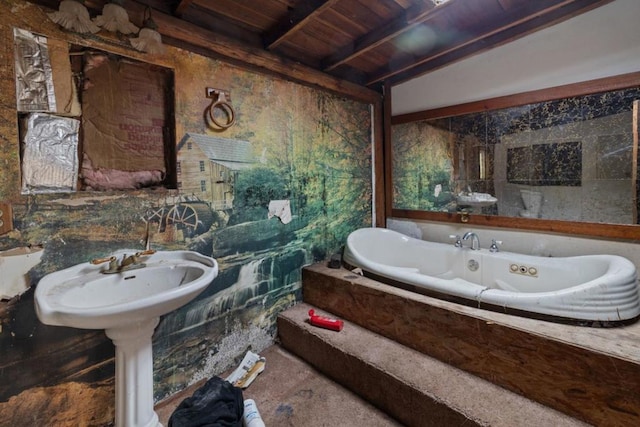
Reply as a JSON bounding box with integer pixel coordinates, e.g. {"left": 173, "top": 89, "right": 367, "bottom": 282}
{"left": 31, "top": 0, "right": 613, "bottom": 94}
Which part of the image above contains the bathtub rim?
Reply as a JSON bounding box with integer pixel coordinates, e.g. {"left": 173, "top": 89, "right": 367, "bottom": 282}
{"left": 343, "top": 261, "right": 640, "bottom": 327}
{"left": 343, "top": 227, "right": 640, "bottom": 326}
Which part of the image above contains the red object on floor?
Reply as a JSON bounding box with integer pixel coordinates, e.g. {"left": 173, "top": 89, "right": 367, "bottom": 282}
{"left": 308, "top": 309, "right": 344, "bottom": 331}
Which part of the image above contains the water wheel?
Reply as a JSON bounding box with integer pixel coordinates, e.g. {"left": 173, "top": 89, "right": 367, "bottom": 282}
{"left": 166, "top": 202, "right": 215, "bottom": 237}
{"left": 145, "top": 206, "right": 169, "bottom": 231}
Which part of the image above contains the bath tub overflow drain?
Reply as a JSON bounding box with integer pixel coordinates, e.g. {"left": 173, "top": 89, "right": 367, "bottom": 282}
{"left": 468, "top": 259, "right": 479, "bottom": 271}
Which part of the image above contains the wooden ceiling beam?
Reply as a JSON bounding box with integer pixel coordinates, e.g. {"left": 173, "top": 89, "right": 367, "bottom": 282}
{"left": 30, "top": 0, "right": 612, "bottom": 95}
{"left": 127, "top": 0, "right": 178, "bottom": 15}
{"left": 174, "top": 2, "right": 263, "bottom": 46}
{"left": 368, "top": 0, "right": 612, "bottom": 86}
{"left": 263, "top": 0, "right": 340, "bottom": 50}
{"left": 70, "top": 0, "right": 380, "bottom": 103}
{"left": 322, "top": 0, "right": 438, "bottom": 72}
{"left": 174, "top": 0, "right": 195, "bottom": 17}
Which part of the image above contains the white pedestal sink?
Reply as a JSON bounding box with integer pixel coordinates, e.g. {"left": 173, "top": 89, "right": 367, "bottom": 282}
{"left": 35, "top": 250, "right": 219, "bottom": 427}
{"left": 456, "top": 192, "right": 498, "bottom": 208}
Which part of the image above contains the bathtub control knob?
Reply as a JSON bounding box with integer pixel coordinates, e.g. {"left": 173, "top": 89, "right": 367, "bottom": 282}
{"left": 510, "top": 264, "right": 519, "bottom": 272}
{"left": 528, "top": 267, "right": 538, "bottom": 276}
{"left": 449, "top": 235, "right": 462, "bottom": 248}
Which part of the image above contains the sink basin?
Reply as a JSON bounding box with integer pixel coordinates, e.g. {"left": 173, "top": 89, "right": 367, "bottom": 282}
{"left": 35, "top": 249, "right": 218, "bottom": 330}
{"left": 456, "top": 192, "right": 498, "bottom": 207}
{"left": 34, "top": 249, "right": 218, "bottom": 427}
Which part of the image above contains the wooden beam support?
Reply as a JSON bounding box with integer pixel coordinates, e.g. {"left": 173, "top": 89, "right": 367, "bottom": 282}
{"left": 322, "top": 0, "right": 438, "bottom": 72}
{"left": 28, "top": 0, "right": 378, "bottom": 102}
{"left": 263, "top": 0, "right": 340, "bottom": 50}
{"left": 368, "top": 0, "right": 612, "bottom": 86}
{"left": 174, "top": 0, "right": 195, "bottom": 17}
{"left": 71, "top": 0, "right": 380, "bottom": 103}
{"left": 172, "top": 1, "right": 263, "bottom": 47}
{"left": 633, "top": 101, "right": 639, "bottom": 224}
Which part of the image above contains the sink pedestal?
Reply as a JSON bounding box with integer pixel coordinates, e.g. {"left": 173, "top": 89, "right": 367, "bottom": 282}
{"left": 105, "top": 317, "right": 162, "bottom": 427}
{"left": 34, "top": 250, "right": 219, "bottom": 427}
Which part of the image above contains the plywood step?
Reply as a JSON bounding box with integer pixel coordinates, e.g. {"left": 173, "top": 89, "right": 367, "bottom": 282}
{"left": 297, "top": 263, "right": 640, "bottom": 426}
{"left": 278, "top": 302, "right": 587, "bottom": 427}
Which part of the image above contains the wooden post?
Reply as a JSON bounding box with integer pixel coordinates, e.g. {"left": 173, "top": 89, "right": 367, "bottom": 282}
{"left": 632, "top": 100, "right": 638, "bottom": 224}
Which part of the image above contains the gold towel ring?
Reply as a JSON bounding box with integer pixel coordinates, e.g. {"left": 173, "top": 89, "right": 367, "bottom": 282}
{"left": 207, "top": 91, "right": 235, "bottom": 129}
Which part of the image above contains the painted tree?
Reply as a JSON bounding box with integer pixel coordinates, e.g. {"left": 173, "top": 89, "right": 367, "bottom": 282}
{"left": 392, "top": 120, "right": 454, "bottom": 210}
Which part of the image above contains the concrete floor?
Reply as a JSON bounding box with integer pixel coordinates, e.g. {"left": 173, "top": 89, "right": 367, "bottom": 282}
{"left": 155, "top": 344, "right": 402, "bottom": 426}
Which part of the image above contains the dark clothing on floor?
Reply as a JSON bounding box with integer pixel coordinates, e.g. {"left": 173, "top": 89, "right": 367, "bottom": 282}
{"left": 168, "top": 376, "right": 244, "bottom": 427}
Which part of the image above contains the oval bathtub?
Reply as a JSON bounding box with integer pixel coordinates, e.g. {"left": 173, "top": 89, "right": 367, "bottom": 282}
{"left": 343, "top": 228, "right": 640, "bottom": 325}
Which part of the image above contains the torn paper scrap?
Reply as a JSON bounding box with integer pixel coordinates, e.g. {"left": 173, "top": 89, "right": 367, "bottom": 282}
{"left": 267, "top": 199, "right": 292, "bottom": 224}
{"left": 0, "top": 245, "right": 44, "bottom": 300}
{"left": 225, "top": 350, "right": 266, "bottom": 389}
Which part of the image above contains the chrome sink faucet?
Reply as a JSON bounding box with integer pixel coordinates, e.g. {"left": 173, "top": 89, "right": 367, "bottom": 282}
{"left": 462, "top": 231, "right": 480, "bottom": 250}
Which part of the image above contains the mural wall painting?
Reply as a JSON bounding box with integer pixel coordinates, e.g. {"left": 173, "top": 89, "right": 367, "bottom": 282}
{"left": 0, "top": 2, "right": 373, "bottom": 425}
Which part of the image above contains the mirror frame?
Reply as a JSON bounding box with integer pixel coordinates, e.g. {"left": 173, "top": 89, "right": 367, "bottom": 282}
{"left": 388, "top": 71, "right": 640, "bottom": 241}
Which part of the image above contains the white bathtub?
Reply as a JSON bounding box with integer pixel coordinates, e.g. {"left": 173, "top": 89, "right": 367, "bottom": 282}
{"left": 343, "top": 228, "right": 640, "bottom": 324}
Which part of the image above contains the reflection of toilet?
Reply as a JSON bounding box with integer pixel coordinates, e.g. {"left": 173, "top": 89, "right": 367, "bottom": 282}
{"left": 519, "top": 189, "right": 542, "bottom": 218}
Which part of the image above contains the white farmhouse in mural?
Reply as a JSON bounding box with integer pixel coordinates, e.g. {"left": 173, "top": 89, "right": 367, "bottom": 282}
{"left": 177, "top": 133, "right": 256, "bottom": 210}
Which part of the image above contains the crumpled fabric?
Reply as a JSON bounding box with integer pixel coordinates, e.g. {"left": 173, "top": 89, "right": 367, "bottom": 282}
{"left": 168, "top": 376, "right": 244, "bottom": 427}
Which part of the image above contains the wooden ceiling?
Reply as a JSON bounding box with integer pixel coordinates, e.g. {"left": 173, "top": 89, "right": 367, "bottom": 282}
{"left": 31, "top": 0, "right": 614, "bottom": 98}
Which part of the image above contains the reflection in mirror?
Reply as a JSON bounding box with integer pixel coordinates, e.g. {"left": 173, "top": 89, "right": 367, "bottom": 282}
{"left": 392, "top": 86, "right": 640, "bottom": 225}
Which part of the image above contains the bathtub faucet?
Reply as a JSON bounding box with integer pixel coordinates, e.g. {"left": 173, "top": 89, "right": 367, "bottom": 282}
{"left": 462, "top": 231, "right": 480, "bottom": 250}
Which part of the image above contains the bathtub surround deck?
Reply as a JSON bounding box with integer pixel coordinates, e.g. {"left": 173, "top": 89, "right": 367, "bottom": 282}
{"left": 298, "top": 263, "right": 640, "bottom": 426}
{"left": 155, "top": 311, "right": 583, "bottom": 427}
{"left": 156, "top": 262, "right": 637, "bottom": 426}
{"left": 279, "top": 303, "right": 587, "bottom": 427}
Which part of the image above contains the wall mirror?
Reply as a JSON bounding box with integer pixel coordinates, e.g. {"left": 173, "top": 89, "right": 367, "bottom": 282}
{"left": 13, "top": 28, "right": 176, "bottom": 194}
{"left": 390, "top": 73, "right": 640, "bottom": 240}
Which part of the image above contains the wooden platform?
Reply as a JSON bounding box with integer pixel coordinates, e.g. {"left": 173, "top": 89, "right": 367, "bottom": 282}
{"left": 295, "top": 263, "right": 640, "bottom": 426}
{"left": 279, "top": 303, "right": 588, "bottom": 427}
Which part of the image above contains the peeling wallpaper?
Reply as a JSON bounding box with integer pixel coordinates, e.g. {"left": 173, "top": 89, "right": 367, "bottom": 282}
{"left": 0, "top": 2, "right": 373, "bottom": 425}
